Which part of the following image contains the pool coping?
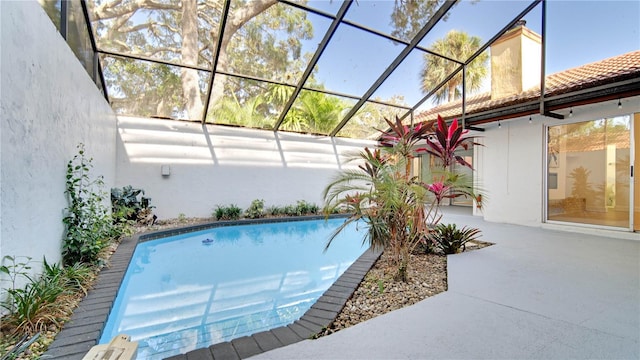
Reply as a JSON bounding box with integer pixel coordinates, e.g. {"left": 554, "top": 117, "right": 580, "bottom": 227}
{"left": 43, "top": 215, "right": 382, "bottom": 360}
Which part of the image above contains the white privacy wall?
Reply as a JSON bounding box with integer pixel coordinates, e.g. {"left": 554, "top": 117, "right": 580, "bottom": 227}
{"left": 116, "top": 116, "right": 375, "bottom": 219}
{"left": 0, "top": 1, "right": 117, "bottom": 275}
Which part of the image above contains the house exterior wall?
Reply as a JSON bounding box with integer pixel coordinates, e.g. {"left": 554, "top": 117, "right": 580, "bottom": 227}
{"left": 635, "top": 113, "right": 640, "bottom": 231}
{"left": 476, "top": 96, "right": 640, "bottom": 234}
{"left": 0, "top": 1, "right": 117, "bottom": 279}
{"left": 115, "top": 116, "right": 375, "bottom": 219}
{"left": 476, "top": 118, "right": 544, "bottom": 226}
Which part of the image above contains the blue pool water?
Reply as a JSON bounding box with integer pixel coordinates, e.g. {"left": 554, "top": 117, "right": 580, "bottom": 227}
{"left": 99, "top": 218, "right": 366, "bottom": 359}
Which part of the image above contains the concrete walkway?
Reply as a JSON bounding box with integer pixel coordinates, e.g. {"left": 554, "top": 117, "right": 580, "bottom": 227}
{"left": 253, "top": 210, "right": 640, "bottom": 359}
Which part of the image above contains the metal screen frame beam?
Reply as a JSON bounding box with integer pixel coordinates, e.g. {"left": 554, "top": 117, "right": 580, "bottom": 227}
{"left": 330, "top": 0, "right": 458, "bottom": 137}
{"left": 80, "top": 0, "right": 109, "bottom": 99}
{"left": 400, "top": 0, "right": 542, "bottom": 126}
{"left": 214, "top": 69, "right": 411, "bottom": 110}
{"left": 61, "top": 0, "right": 69, "bottom": 40}
{"left": 340, "top": 20, "right": 464, "bottom": 66}
{"left": 537, "top": 0, "right": 562, "bottom": 119}
{"left": 539, "top": 0, "right": 547, "bottom": 115}
{"left": 273, "top": 0, "right": 352, "bottom": 130}
{"left": 399, "top": 65, "right": 463, "bottom": 122}
{"left": 201, "top": 0, "right": 232, "bottom": 123}
{"left": 96, "top": 49, "right": 211, "bottom": 72}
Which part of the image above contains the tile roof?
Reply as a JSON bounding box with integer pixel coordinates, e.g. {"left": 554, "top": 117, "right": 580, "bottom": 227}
{"left": 415, "top": 50, "right": 640, "bottom": 123}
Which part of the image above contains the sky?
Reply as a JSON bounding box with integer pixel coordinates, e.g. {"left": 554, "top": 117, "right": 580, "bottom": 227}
{"left": 93, "top": 0, "right": 639, "bottom": 116}
{"left": 300, "top": 0, "right": 640, "bottom": 107}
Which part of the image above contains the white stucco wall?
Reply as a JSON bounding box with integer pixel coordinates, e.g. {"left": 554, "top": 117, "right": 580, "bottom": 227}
{"left": 477, "top": 118, "right": 544, "bottom": 226}
{"left": 0, "top": 1, "right": 117, "bottom": 278}
{"left": 116, "top": 116, "right": 374, "bottom": 219}
{"left": 477, "top": 96, "right": 640, "bottom": 229}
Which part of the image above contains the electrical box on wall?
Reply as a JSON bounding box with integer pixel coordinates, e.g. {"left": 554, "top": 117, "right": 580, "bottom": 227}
{"left": 161, "top": 165, "right": 171, "bottom": 177}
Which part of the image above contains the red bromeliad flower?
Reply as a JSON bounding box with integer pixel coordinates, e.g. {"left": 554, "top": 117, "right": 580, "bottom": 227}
{"left": 417, "top": 115, "right": 479, "bottom": 169}
{"left": 427, "top": 182, "right": 450, "bottom": 203}
{"left": 378, "top": 116, "right": 431, "bottom": 152}
{"left": 345, "top": 193, "right": 362, "bottom": 204}
{"left": 426, "top": 181, "right": 462, "bottom": 204}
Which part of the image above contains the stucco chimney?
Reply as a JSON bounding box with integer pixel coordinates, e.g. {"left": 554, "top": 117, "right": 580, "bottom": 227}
{"left": 490, "top": 20, "right": 541, "bottom": 99}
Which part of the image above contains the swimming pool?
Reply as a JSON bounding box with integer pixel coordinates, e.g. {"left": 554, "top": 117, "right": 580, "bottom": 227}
{"left": 99, "top": 218, "right": 366, "bottom": 359}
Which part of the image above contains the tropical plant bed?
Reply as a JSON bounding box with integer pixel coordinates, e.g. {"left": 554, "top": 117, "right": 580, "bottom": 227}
{"left": 316, "top": 239, "right": 492, "bottom": 338}
{"left": 0, "top": 243, "right": 118, "bottom": 359}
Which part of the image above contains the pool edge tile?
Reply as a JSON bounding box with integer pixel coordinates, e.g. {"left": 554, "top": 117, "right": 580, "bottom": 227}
{"left": 45, "top": 215, "right": 381, "bottom": 360}
{"left": 43, "top": 234, "right": 140, "bottom": 360}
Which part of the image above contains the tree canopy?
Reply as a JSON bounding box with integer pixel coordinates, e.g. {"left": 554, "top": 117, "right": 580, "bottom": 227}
{"left": 88, "top": 0, "right": 489, "bottom": 137}
{"left": 92, "top": 0, "right": 313, "bottom": 120}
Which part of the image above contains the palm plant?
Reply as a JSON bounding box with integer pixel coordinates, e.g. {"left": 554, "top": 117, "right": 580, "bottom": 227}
{"left": 421, "top": 30, "right": 488, "bottom": 104}
{"left": 282, "top": 90, "right": 347, "bottom": 134}
{"left": 209, "top": 92, "right": 271, "bottom": 129}
{"left": 323, "top": 115, "right": 480, "bottom": 281}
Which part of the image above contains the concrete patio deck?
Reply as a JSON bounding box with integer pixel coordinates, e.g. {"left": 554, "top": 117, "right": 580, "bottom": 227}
{"left": 253, "top": 209, "right": 640, "bottom": 359}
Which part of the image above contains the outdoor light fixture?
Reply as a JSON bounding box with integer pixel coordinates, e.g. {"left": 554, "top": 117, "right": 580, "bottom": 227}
{"left": 529, "top": 116, "right": 532, "bottom": 124}
{"left": 618, "top": 99, "right": 622, "bottom": 108}
{"left": 498, "top": 122, "right": 501, "bottom": 128}
{"left": 569, "top": 108, "right": 573, "bottom": 117}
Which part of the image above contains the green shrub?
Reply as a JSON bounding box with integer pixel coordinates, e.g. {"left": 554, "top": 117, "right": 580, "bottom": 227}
{"left": 295, "top": 200, "right": 310, "bottom": 215}
{"left": 245, "top": 199, "right": 265, "bottom": 219}
{"left": 309, "top": 203, "right": 319, "bottom": 214}
{"left": 1, "top": 257, "right": 96, "bottom": 334}
{"left": 2, "top": 279, "right": 64, "bottom": 332}
{"left": 63, "top": 144, "right": 118, "bottom": 266}
{"left": 111, "top": 185, "right": 155, "bottom": 226}
{"left": 177, "top": 213, "right": 187, "bottom": 223}
{"left": 214, "top": 204, "right": 242, "bottom": 220}
{"left": 282, "top": 205, "right": 298, "bottom": 216}
{"left": 214, "top": 201, "right": 318, "bottom": 219}
{"left": 266, "top": 206, "right": 284, "bottom": 216}
{"left": 0, "top": 256, "right": 31, "bottom": 295}
{"left": 296, "top": 200, "right": 319, "bottom": 215}
{"left": 227, "top": 205, "right": 242, "bottom": 219}
{"left": 413, "top": 236, "right": 438, "bottom": 255}
{"left": 42, "top": 258, "right": 94, "bottom": 295}
{"left": 1, "top": 257, "right": 65, "bottom": 333}
{"left": 213, "top": 207, "right": 224, "bottom": 220}
{"left": 431, "top": 223, "right": 481, "bottom": 254}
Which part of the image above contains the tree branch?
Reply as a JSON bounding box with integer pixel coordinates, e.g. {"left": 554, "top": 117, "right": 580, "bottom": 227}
{"left": 227, "top": 0, "right": 276, "bottom": 32}
{"left": 93, "top": 0, "right": 181, "bottom": 21}
{"left": 143, "top": 47, "right": 181, "bottom": 57}
{"left": 112, "top": 12, "right": 133, "bottom": 32}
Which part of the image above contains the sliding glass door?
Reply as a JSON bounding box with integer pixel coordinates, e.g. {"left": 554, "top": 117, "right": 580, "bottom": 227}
{"left": 634, "top": 114, "right": 639, "bottom": 231}
{"left": 547, "top": 115, "right": 632, "bottom": 229}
